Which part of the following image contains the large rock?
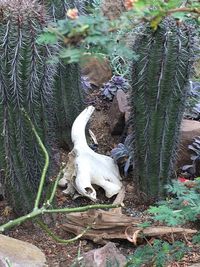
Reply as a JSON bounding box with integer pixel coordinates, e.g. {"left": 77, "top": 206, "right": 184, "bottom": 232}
{"left": 177, "top": 119, "right": 200, "bottom": 168}
{"left": 0, "top": 234, "right": 46, "bottom": 267}
{"left": 81, "top": 56, "right": 112, "bottom": 88}
{"left": 109, "top": 89, "right": 130, "bottom": 135}
{"left": 74, "top": 242, "right": 126, "bottom": 267}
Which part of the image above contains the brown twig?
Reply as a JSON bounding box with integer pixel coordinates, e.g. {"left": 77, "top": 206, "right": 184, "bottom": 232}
{"left": 167, "top": 7, "right": 200, "bottom": 15}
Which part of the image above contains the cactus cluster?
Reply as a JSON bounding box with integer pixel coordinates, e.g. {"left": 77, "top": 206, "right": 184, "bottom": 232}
{"left": 53, "top": 63, "right": 84, "bottom": 148}
{"left": 0, "top": 0, "right": 86, "bottom": 213}
{"left": 42, "top": 0, "right": 86, "bottom": 148}
{"left": 130, "top": 18, "right": 195, "bottom": 197}
{"left": 0, "top": 0, "right": 56, "bottom": 213}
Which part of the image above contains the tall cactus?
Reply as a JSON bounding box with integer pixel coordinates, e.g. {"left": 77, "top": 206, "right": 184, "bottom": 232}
{"left": 42, "top": 0, "right": 91, "bottom": 18}
{"left": 130, "top": 18, "right": 195, "bottom": 197}
{"left": 0, "top": 0, "right": 56, "bottom": 214}
{"left": 41, "top": 0, "right": 86, "bottom": 148}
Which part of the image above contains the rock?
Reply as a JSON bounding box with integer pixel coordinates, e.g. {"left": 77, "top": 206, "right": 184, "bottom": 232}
{"left": 109, "top": 95, "right": 125, "bottom": 135}
{"left": 116, "top": 90, "right": 130, "bottom": 122}
{"left": 188, "top": 264, "right": 200, "bottom": 267}
{"left": 0, "top": 234, "right": 46, "bottom": 267}
{"left": 74, "top": 242, "right": 126, "bottom": 267}
{"left": 177, "top": 119, "right": 200, "bottom": 168}
{"left": 109, "top": 90, "right": 129, "bottom": 135}
{"left": 81, "top": 56, "right": 112, "bottom": 88}
{"left": 0, "top": 260, "right": 5, "bottom": 267}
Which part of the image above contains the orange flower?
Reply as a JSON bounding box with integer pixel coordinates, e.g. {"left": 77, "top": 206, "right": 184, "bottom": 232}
{"left": 124, "top": 0, "right": 138, "bottom": 10}
{"left": 182, "top": 200, "right": 189, "bottom": 206}
{"left": 66, "top": 8, "right": 79, "bottom": 20}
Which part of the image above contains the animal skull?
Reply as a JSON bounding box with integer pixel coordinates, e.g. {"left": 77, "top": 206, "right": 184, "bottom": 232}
{"left": 59, "top": 106, "right": 122, "bottom": 201}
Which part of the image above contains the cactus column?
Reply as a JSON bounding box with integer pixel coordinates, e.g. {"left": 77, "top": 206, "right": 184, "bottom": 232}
{"left": 0, "top": 0, "right": 56, "bottom": 214}
{"left": 43, "top": 0, "right": 85, "bottom": 148}
{"left": 130, "top": 18, "right": 195, "bottom": 197}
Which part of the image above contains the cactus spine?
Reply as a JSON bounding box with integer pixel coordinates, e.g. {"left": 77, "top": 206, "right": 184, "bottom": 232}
{"left": 0, "top": 0, "right": 56, "bottom": 214}
{"left": 130, "top": 18, "right": 195, "bottom": 197}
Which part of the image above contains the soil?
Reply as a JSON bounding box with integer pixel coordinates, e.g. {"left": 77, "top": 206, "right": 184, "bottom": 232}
{"left": 0, "top": 91, "right": 200, "bottom": 267}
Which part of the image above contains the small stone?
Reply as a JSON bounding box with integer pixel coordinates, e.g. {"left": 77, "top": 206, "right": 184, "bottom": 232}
{"left": 116, "top": 90, "right": 129, "bottom": 112}
{"left": 109, "top": 90, "right": 130, "bottom": 135}
{"left": 0, "top": 234, "right": 46, "bottom": 267}
{"left": 109, "top": 95, "right": 125, "bottom": 135}
{"left": 126, "top": 184, "right": 134, "bottom": 193}
{"left": 73, "top": 242, "right": 126, "bottom": 267}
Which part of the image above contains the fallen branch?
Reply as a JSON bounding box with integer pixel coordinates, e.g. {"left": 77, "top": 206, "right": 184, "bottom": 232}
{"left": 62, "top": 210, "right": 197, "bottom": 245}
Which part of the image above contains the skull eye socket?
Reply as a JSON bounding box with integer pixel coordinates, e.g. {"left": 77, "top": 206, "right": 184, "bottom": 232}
{"left": 85, "top": 187, "right": 93, "bottom": 194}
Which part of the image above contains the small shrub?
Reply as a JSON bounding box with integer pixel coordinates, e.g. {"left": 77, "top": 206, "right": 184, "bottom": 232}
{"left": 192, "top": 233, "right": 200, "bottom": 244}
{"left": 126, "top": 239, "right": 188, "bottom": 267}
{"left": 111, "top": 135, "right": 132, "bottom": 176}
{"left": 81, "top": 76, "right": 92, "bottom": 91}
{"left": 101, "top": 75, "right": 130, "bottom": 100}
{"left": 148, "top": 179, "right": 200, "bottom": 226}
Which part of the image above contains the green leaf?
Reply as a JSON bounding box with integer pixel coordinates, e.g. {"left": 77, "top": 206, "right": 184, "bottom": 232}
{"left": 171, "top": 12, "right": 188, "bottom": 20}
{"left": 36, "top": 32, "right": 58, "bottom": 45}
{"left": 59, "top": 48, "right": 82, "bottom": 63}
{"left": 137, "top": 222, "right": 151, "bottom": 228}
{"left": 150, "top": 15, "right": 164, "bottom": 31}
{"left": 126, "top": 239, "right": 187, "bottom": 267}
{"left": 148, "top": 205, "right": 184, "bottom": 226}
{"left": 192, "top": 233, "right": 200, "bottom": 244}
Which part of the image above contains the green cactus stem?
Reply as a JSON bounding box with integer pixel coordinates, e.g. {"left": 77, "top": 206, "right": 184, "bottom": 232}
{"left": 42, "top": 0, "right": 85, "bottom": 148}
{"left": 0, "top": 0, "right": 56, "bottom": 214}
{"left": 130, "top": 18, "right": 196, "bottom": 197}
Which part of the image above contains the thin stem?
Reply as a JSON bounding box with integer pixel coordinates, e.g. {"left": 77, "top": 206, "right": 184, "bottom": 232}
{"left": 45, "top": 203, "right": 122, "bottom": 214}
{"left": 0, "top": 204, "right": 121, "bottom": 232}
{"left": 0, "top": 208, "right": 43, "bottom": 232}
{"left": 22, "top": 109, "right": 50, "bottom": 209}
{"left": 36, "top": 220, "right": 91, "bottom": 244}
{"left": 46, "top": 167, "right": 65, "bottom": 207}
{"left": 167, "top": 7, "right": 200, "bottom": 15}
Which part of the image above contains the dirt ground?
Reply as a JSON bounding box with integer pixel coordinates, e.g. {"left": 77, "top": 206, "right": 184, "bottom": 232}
{"left": 0, "top": 92, "right": 200, "bottom": 267}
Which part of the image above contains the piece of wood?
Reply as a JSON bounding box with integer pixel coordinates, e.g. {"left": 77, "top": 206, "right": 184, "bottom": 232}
{"left": 65, "top": 209, "right": 140, "bottom": 229}
{"left": 110, "top": 186, "right": 125, "bottom": 214}
{"left": 62, "top": 209, "right": 197, "bottom": 245}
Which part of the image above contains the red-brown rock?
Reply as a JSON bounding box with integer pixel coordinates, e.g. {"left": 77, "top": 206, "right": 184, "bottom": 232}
{"left": 74, "top": 242, "right": 126, "bottom": 267}
{"left": 177, "top": 119, "right": 200, "bottom": 168}
{"left": 109, "top": 90, "right": 129, "bottom": 135}
{"left": 81, "top": 56, "right": 112, "bottom": 88}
